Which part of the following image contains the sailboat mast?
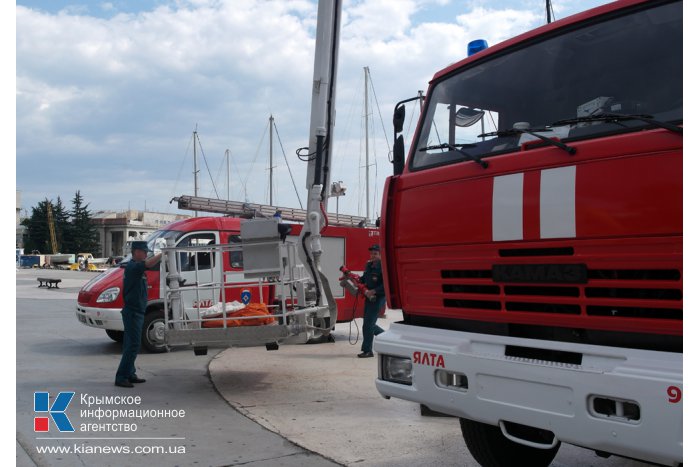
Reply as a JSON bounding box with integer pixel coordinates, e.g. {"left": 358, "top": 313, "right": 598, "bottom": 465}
{"left": 193, "top": 129, "right": 199, "bottom": 217}
{"left": 364, "top": 66, "right": 370, "bottom": 221}
{"left": 225, "top": 149, "right": 230, "bottom": 201}
{"left": 269, "top": 115, "right": 274, "bottom": 205}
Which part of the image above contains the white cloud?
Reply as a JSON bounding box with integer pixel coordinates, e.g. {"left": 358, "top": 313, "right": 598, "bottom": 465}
{"left": 343, "top": 0, "right": 418, "bottom": 42}
{"left": 59, "top": 4, "right": 90, "bottom": 16}
{"left": 16, "top": 0, "right": 609, "bottom": 218}
{"left": 456, "top": 7, "right": 539, "bottom": 46}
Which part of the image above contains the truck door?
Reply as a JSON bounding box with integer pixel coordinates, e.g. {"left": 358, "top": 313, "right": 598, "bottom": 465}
{"left": 176, "top": 231, "right": 221, "bottom": 319}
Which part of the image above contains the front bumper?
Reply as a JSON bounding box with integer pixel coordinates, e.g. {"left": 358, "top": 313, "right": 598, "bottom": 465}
{"left": 374, "top": 322, "right": 682, "bottom": 466}
{"left": 75, "top": 304, "right": 123, "bottom": 330}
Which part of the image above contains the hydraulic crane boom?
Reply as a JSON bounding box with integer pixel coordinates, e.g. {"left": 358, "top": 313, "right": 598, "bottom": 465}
{"left": 295, "top": 0, "right": 343, "bottom": 333}
{"left": 159, "top": 0, "right": 348, "bottom": 354}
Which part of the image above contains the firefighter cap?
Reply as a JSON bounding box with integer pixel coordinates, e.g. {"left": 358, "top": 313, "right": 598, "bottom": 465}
{"left": 131, "top": 241, "right": 151, "bottom": 252}
{"left": 369, "top": 244, "right": 380, "bottom": 252}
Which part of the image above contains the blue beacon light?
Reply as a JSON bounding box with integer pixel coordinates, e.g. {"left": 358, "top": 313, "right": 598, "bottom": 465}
{"left": 467, "top": 39, "right": 488, "bottom": 56}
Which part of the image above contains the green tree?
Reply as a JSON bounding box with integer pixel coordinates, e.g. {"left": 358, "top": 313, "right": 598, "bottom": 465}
{"left": 54, "top": 196, "right": 72, "bottom": 253}
{"left": 23, "top": 198, "right": 53, "bottom": 253}
{"left": 70, "top": 190, "right": 100, "bottom": 255}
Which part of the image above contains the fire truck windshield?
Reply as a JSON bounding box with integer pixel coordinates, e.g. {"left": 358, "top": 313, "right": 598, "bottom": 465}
{"left": 146, "top": 229, "right": 183, "bottom": 254}
{"left": 122, "top": 230, "right": 183, "bottom": 263}
{"left": 411, "top": 1, "right": 681, "bottom": 171}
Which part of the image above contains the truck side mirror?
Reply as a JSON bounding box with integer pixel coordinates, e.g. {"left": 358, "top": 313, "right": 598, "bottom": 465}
{"left": 393, "top": 104, "right": 406, "bottom": 133}
{"left": 391, "top": 96, "right": 423, "bottom": 176}
{"left": 393, "top": 135, "right": 405, "bottom": 175}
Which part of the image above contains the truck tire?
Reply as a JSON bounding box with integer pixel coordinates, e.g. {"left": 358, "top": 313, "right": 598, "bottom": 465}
{"left": 106, "top": 329, "right": 124, "bottom": 343}
{"left": 307, "top": 317, "right": 333, "bottom": 344}
{"left": 141, "top": 309, "right": 167, "bottom": 353}
{"left": 459, "top": 418, "right": 560, "bottom": 467}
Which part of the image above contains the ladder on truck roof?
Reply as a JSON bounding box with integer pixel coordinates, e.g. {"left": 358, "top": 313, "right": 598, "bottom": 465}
{"left": 171, "top": 195, "right": 369, "bottom": 228}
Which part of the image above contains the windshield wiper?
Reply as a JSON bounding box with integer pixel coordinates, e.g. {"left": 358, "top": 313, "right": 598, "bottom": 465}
{"left": 479, "top": 128, "right": 577, "bottom": 155}
{"left": 552, "top": 112, "right": 682, "bottom": 134}
{"left": 418, "top": 142, "right": 487, "bottom": 168}
{"left": 418, "top": 142, "right": 476, "bottom": 151}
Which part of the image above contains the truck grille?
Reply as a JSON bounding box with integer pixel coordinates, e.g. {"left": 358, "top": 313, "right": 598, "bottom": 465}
{"left": 399, "top": 237, "right": 682, "bottom": 346}
{"left": 441, "top": 268, "right": 682, "bottom": 320}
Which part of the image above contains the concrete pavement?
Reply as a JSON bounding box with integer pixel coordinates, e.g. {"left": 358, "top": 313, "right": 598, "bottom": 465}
{"left": 16, "top": 268, "right": 337, "bottom": 467}
{"left": 16, "top": 267, "right": 650, "bottom": 466}
{"left": 209, "top": 310, "right": 649, "bottom": 467}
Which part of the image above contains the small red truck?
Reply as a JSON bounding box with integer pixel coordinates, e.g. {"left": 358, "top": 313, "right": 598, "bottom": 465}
{"left": 77, "top": 215, "right": 379, "bottom": 352}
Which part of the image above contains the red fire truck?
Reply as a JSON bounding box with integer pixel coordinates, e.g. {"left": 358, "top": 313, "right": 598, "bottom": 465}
{"left": 375, "top": 0, "right": 682, "bottom": 465}
{"left": 76, "top": 0, "right": 366, "bottom": 356}
{"left": 77, "top": 212, "right": 378, "bottom": 352}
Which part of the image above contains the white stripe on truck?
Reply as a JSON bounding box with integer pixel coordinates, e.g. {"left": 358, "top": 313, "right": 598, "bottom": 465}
{"left": 540, "top": 166, "right": 576, "bottom": 239}
{"left": 492, "top": 173, "right": 524, "bottom": 241}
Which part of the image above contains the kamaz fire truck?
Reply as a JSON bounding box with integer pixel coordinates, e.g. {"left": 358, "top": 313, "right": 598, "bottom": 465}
{"left": 374, "top": 0, "right": 682, "bottom": 466}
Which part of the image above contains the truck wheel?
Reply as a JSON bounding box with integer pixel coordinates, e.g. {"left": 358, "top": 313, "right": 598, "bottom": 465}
{"left": 105, "top": 330, "right": 124, "bottom": 343}
{"left": 459, "top": 418, "right": 560, "bottom": 467}
{"left": 141, "top": 310, "right": 167, "bottom": 353}
{"left": 306, "top": 317, "right": 332, "bottom": 344}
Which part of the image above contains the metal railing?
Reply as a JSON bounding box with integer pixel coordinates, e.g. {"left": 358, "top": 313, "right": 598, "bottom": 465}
{"left": 160, "top": 239, "right": 329, "bottom": 350}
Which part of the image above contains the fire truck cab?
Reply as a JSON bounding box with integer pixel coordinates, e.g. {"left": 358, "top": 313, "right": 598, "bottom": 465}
{"left": 376, "top": 0, "right": 682, "bottom": 465}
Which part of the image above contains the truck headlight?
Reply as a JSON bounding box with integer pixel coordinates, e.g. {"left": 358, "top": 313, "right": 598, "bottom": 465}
{"left": 382, "top": 355, "right": 413, "bottom": 385}
{"left": 96, "top": 287, "right": 120, "bottom": 303}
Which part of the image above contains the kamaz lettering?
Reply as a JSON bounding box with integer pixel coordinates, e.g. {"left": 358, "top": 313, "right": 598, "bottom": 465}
{"left": 492, "top": 264, "right": 587, "bottom": 284}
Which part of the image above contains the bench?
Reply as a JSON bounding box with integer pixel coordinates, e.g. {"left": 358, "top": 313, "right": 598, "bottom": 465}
{"left": 37, "top": 278, "right": 61, "bottom": 289}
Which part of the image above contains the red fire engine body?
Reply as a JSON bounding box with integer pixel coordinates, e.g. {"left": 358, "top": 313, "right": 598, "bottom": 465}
{"left": 77, "top": 216, "right": 378, "bottom": 352}
{"left": 375, "top": 0, "right": 682, "bottom": 465}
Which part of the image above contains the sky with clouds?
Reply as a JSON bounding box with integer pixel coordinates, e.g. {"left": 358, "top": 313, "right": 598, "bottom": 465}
{"left": 16, "top": 0, "right": 614, "bottom": 219}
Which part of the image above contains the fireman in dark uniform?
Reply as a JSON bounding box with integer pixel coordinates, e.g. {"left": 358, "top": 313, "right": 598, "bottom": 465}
{"left": 115, "top": 241, "right": 161, "bottom": 388}
{"left": 358, "top": 244, "right": 385, "bottom": 358}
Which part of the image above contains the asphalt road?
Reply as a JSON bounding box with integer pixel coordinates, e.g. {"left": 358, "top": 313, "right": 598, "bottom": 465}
{"left": 16, "top": 268, "right": 337, "bottom": 467}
